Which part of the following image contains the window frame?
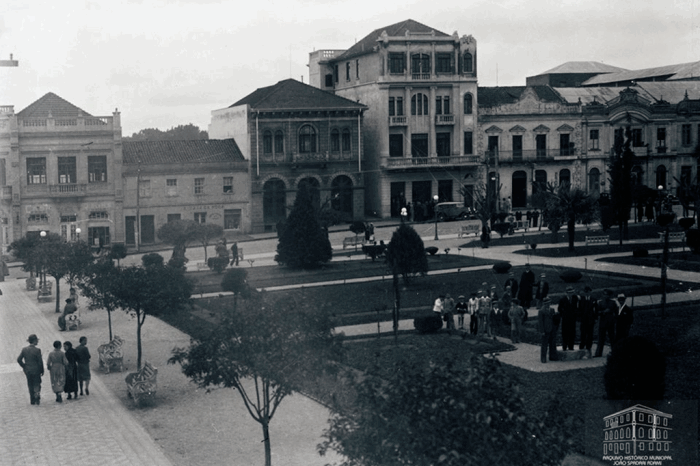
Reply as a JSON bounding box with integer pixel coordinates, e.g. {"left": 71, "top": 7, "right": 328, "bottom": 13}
{"left": 274, "top": 130, "right": 284, "bottom": 154}
{"left": 224, "top": 209, "right": 242, "bottom": 230}
{"left": 464, "top": 131, "right": 473, "bottom": 155}
{"left": 590, "top": 129, "right": 600, "bottom": 150}
{"left": 342, "top": 128, "right": 351, "bottom": 152}
{"left": 682, "top": 124, "right": 692, "bottom": 146}
{"left": 194, "top": 177, "right": 205, "bottom": 195}
{"left": 58, "top": 156, "right": 77, "bottom": 184}
{"left": 194, "top": 212, "right": 206, "bottom": 224}
{"left": 388, "top": 52, "right": 405, "bottom": 74}
{"left": 223, "top": 176, "right": 233, "bottom": 193}
{"left": 138, "top": 179, "right": 151, "bottom": 197}
{"left": 263, "top": 130, "right": 273, "bottom": 154}
{"left": 411, "top": 93, "right": 429, "bottom": 116}
{"left": 464, "top": 93, "right": 473, "bottom": 115}
{"left": 87, "top": 155, "right": 107, "bottom": 183}
{"left": 298, "top": 125, "right": 317, "bottom": 153}
{"left": 330, "top": 128, "right": 340, "bottom": 152}
{"left": 463, "top": 52, "right": 473, "bottom": 73}
{"left": 26, "top": 157, "right": 47, "bottom": 185}
{"left": 166, "top": 178, "right": 177, "bottom": 197}
{"left": 436, "top": 52, "right": 453, "bottom": 74}
{"left": 389, "top": 134, "right": 403, "bottom": 157}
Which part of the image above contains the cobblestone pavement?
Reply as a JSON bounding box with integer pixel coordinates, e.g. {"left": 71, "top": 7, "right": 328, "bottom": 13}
{"left": 0, "top": 279, "right": 172, "bottom": 466}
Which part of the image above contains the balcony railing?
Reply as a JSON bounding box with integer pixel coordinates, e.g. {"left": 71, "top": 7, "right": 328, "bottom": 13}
{"left": 18, "top": 115, "right": 113, "bottom": 132}
{"left": 411, "top": 73, "right": 430, "bottom": 80}
{"left": 485, "top": 149, "right": 580, "bottom": 163}
{"left": 389, "top": 116, "right": 407, "bottom": 126}
{"left": 0, "top": 186, "right": 11, "bottom": 200}
{"left": 48, "top": 184, "right": 87, "bottom": 195}
{"left": 435, "top": 114, "right": 454, "bottom": 125}
{"left": 381, "top": 155, "right": 481, "bottom": 169}
{"left": 258, "top": 152, "right": 355, "bottom": 165}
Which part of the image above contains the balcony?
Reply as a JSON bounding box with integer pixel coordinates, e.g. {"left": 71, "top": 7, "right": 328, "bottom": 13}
{"left": 389, "top": 116, "right": 407, "bottom": 126}
{"left": 485, "top": 149, "right": 580, "bottom": 163}
{"left": 381, "top": 155, "right": 481, "bottom": 170}
{"left": 48, "top": 184, "right": 87, "bottom": 196}
{"left": 0, "top": 186, "right": 11, "bottom": 200}
{"left": 259, "top": 152, "right": 355, "bottom": 166}
{"left": 411, "top": 73, "right": 431, "bottom": 80}
{"left": 435, "top": 114, "right": 454, "bottom": 125}
{"left": 18, "top": 115, "right": 114, "bottom": 133}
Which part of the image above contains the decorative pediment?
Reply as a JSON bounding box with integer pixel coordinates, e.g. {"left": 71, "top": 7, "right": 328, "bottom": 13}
{"left": 485, "top": 125, "right": 503, "bottom": 134}
{"left": 509, "top": 125, "right": 527, "bottom": 133}
{"left": 557, "top": 124, "right": 575, "bottom": 132}
{"left": 533, "top": 124, "right": 550, "bottom": 133}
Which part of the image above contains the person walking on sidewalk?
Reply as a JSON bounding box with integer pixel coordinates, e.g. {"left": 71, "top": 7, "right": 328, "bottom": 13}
{"left": 538, "top": 298, "right": 559, "bottom": 363}
{"left": 594, "top": 289, "right": 617, "bottom": 357}
{"left": 46, "top": 340, "right": 68, "bottom": 403}
{"left": 578, "top": 286, "right": 598, "bottom": 354}
{"left": 230, "top": 242, "right": 239, "bottom": 266}
{"left": 63, "top": 341, "right": 79, "bottom": 400}
{"left": 558, "top": 286, "right": 579, "bottom": 351}
{"left": 17, "top": 334, "right": 44, "bottom": 405}
{"left": 75, "top": 336, "right": 91, "bottom": 396}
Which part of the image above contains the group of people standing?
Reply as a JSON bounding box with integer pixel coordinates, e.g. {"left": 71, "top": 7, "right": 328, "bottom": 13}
{"left": 17, "top": 334, "right": 91, "bottom": 405}
{"left": 538, "top": 287, "right": 634, "bottom": 363}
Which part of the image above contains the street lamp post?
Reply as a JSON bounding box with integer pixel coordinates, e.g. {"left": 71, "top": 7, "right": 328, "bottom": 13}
{"left": 39, "top": 230, "right": 47, "bottom": 287}
{"left": 434, "top": 194, "right": 440, "bottom": 240}
{"left": 76, "top": 227, "right": 81, "bottom": 242}
{"left": 400, "top": 207, "right": 407, "bottom": 224}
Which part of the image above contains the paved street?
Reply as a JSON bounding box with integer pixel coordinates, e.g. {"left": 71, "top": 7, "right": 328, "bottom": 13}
{"left": 1, "top": 220, "right": 698, "bottom": 465}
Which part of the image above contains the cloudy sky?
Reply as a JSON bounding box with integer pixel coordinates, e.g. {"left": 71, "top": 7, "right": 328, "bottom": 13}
{"left": 1, "top": 0, "right": 698, "bottom": 136}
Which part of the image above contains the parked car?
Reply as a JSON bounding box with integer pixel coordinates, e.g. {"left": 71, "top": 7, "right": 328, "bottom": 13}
{"left": 435, "top": 202, "right": 473, "bottom": 221}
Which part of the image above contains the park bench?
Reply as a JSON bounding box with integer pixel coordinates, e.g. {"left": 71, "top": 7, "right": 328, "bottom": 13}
{"left": 343, "top": 236, "right": 365, "bottom": 249}
{"left": 658, "top": 231, "right": 685, "bottom": 243}
{"left": 37, "top": 283, "right": 52, "bottom": 303}
{"left": 66, "top": 313, "right": 81, "bottom": 331}
{"left": 585, "top": 235, "right": 609, "bottom": 246}
{"left": 126, "top": 361, "right": 157, "bottom": 406}
{"left": 196, "top": 262, "right": 208, "bottom": 271}
{"left": 98, "top": 335, "right": 125, "bottom": 373}
{"left": 458, "top": 224, "right": 481, "bottom": 238}
{"left": 512, "top": 220, "right": 529, "bottom": 232}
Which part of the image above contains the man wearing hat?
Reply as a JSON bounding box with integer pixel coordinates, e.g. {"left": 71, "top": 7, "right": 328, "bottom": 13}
{"left": 534, "top": 273, "right": 549, "bottom": 305}
{"left": 594, "top": 289, "right": 617, "bottom": 357}
{"left": 504, "top": 271, "right": 518, "bottom": 299}
{"left": 468, "top": 292, "right": 479, "bottom": 335}
{"left": 578, "top": 286, "right": 598, "bottom": 353}
{"left": 517, "top": 264, "right": 535, "bottom": 309}
{"left": 615, "top": 293, "right": 633, "bottom": 342}
{"left": 538, "top": 298, "right": 559, "bottom": 363}
{"left": 477, "top": 288, "right": 491, "bottom": 338}
{"left": 17, "top": 334, "right": 44, "bottom": 405}
{"left": 558, "top": 286, "right": 579, "bottom": 351}
{"left": 57, "top": 298, "right": 77, "bottom": 331}
{"left": 455, "top": 295, "right": 468, "bottom": 330}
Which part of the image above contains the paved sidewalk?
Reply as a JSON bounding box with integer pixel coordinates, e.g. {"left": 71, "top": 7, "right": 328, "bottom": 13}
{"left": 0, "top": 279, "right": 173, "bottom": 466}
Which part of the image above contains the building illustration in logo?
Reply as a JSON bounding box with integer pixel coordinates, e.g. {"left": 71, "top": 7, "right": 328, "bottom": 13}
{"left": 603, "top": 404, "right": 672, "bottom": 455}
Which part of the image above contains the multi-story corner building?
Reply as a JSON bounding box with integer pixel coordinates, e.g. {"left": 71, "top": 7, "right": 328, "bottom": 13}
{"left": 121, "top": 140, "right": 249, "bottom": 247}
{"left": 0, "top": 93, "right": 123, "bottom": 251}
{"left": 309, "top": 19, "right": 480, "bottom": 219}
{"left": 209, "top": 78, "right": 367, "bottom": 233}
{"left": 603, "top": 404, "right": 673, "bottom": 456}
{"left": 479, "top": 61, "right": 700, "bottom": 209}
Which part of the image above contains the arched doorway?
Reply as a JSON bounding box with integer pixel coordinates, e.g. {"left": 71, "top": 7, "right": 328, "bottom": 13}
{"left": 559, "top": 168, "right": 571, "bottom": 187}
{"left": 512, "top": 171, "right": 527, "bottom": 208}
{"left": 298, "top": 177, "right": 320, "bottom": 211}
{"left": 589, "top": 168, "right": 601, "bottom": 195}
{"left": 263, "top": 178, "right": 286, "bottom": 229}
{"left": 331, "top": 175, "right": 353, "bottom": 218}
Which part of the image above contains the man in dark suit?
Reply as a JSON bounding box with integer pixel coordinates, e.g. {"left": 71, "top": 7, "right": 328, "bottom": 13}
{"left": 534, "top": 273, "right": 550, "bottom": 304}
{"left": 504, "top": 272, "right": 518, "bottom": 299}
{"left": 578, "top": 286, "right": 598, "bottom": 353}
{"left": 615, "top": 293, "right": 633, "bottom": 342}
{"left": 558, "top": 286, "right": 579, "bottom": 351}
{"left": 518, "top": 264, "right": 535, "bottom": 309}
{"left": 594, "top": 289, "right": 617, "bottom": 357}
{"left": 538, "top": 298, "right": 559, "bottom": 363}
{"left": 17, "top": 334, "right": 44, "bottom": 405}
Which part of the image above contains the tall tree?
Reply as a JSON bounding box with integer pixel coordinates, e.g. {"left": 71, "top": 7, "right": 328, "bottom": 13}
{"left": 157, "top": 219, "right": 200, "bottom": 261}
{"left": 319, "top": 355, "right": 574, "bottom": 466}
{"left": 532, "top": 182, "right": 598, "bottom": 250}
{"left": 169, "top": 290, "right": 341, "bottom": 466}
{"left": 194, "top": 223, "right": 224, "bottom": 261}
{"left": 113, "top": 263, "right": 192, "bottom": 369}
{"left": 385, "top": 224, "right": 428, "bottom": 285}
{"left": 608, "top": 125, "right": 636, "bottom": 243}
{"left": 276, "top": 183, "right": 332, "bottom": 268}
{"left": 78, "top": 258, "right": 121, "bottom": 341}
{"left": 460, "top": 182, "right": 494, "bottom": 247}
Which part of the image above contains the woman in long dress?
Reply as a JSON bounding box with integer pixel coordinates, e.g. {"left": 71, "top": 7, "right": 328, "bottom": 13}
{"left": 46, "top": 341, "right": 68, "bottom": 403}
{"left": 63, "top": 341, "right": 79, "bottom": 400}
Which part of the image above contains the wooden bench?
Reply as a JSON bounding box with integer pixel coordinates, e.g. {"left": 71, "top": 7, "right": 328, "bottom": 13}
{"left": 512, "top": 220, "right": 529, "bottom": 232}
{"left": 343, "top": 236, "right": 365, "bottom": 249}
{"left": 126, "top": 361, "right": 157, "bottom": 406}
{"left": 458, "top": 224, "right": 481, "bottom": 238}
{"left": 66, "top": 313, "right": 81, "bottom": 331}
{"left": 98, "top": 335, "right": 124, "bottom": 373}
{"left": 585, "top": 235, "right": 609, "bottom": 246}
{"left": 658, "top": 231, "right": 685, "bottom": 243}
{"left": 37, "top": 283, "right": 52, "bottom": 303}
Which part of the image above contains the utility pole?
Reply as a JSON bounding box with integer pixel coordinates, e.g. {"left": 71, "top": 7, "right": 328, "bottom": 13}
{"left": 135, "top": 159, "right": 141, "bottom": 252}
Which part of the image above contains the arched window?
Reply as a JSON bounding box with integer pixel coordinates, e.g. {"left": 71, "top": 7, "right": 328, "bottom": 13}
{"left": 331, "top": 175, "right": 353, "bottom": 215}
{"left": 559, "top": 168, "right": 571, "bottom": 187}
{"left": 411, "top": 93, "right": 429, "bottom": 116}
{"left": 263, "top": 178, "right": 286, "bottom": 226}
{"left": 263, "top": 130, "right": 272, "bottom": 154}
{"left": 464, "top": 93, "right": 473, "bottom": 115}
{"left": 342, "top": 128, "right": 351, "bottom": 152}
{"left": 330, "top": 128, "right": 340, "bottom": 152}
{"left": 463, "top": 52, "right": 473, "bottom": 73}
{"left": 589, "top": 168, "right": 600, "bottom": 194}
{"left": 656, "top": 165, "right": 667, "bottom": 189}
{"left": 274, "top": 130, "right": 284, "bottom": 154}
{"left": 299, "top": 125, "right": 317, "bottom": 153}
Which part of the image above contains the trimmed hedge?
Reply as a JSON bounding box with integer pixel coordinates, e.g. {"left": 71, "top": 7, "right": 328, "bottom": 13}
{"left": 559, "top": 270, "right": 582, "bottom": 283}
{"left": 414, "top": 314, "right": 443, "bottom": 333}
{"left": 493, "top": 262, "right": 512, "bottom": 274}
{"left": 632, "top": 248, "right": 649, "bottom": 258}
{"left": 425, "top": 246, "right": 439, "bottom": 256}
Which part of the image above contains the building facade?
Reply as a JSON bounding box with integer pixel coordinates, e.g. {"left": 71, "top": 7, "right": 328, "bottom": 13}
{"left": 121, "top": 140, "right": 249, "bottom": 246}
{"left": 309, "top": 19, "right": 480, "bottom": 218}
{"left": 209, "top": 79, "right": 367, "bottom": 233}
{"left": 0, "top": 93, "right": 123, "bottom": 252}
{"left": 603, "top": 404, "right": 673, "bottom": 455}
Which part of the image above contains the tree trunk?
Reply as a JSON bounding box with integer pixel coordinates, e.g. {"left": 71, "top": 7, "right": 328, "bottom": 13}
{"left": 137, "top": 313, "right": 143, "bottom": 370}
{"left": 392, "top": 269, "right": 400, "bottom": 344}
{"left": 54, "top": 277, "right": 61, "bottom": 313}
{"left": 107, "top": 309, "right": 113, "bottom": 342}
{"left": 567, "top": 219, "right": 575, "bottom": 252}
{"left": 203, "top": 243, "right": 208, "bottom": 261}
{"left": 262, "top": 418, "right": 272, "bottom": 466}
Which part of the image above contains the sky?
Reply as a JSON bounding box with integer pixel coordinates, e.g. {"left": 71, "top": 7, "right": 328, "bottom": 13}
{"left": 1, "top": 0, "right": 699, "bottom": 136}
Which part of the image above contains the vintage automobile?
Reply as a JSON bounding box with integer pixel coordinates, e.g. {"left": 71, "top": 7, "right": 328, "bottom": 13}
{"left": 434, "top": 202, "right": 473, "bottom": 221}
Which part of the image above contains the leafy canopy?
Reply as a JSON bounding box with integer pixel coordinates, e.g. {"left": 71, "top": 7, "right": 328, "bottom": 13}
{"left": 385, "top": 224, "right": 428, "bottom": 283}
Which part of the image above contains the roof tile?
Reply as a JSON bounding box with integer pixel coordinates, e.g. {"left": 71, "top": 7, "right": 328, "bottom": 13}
{"left": 122, "top": 139, "right": 245, "bottom": 165}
